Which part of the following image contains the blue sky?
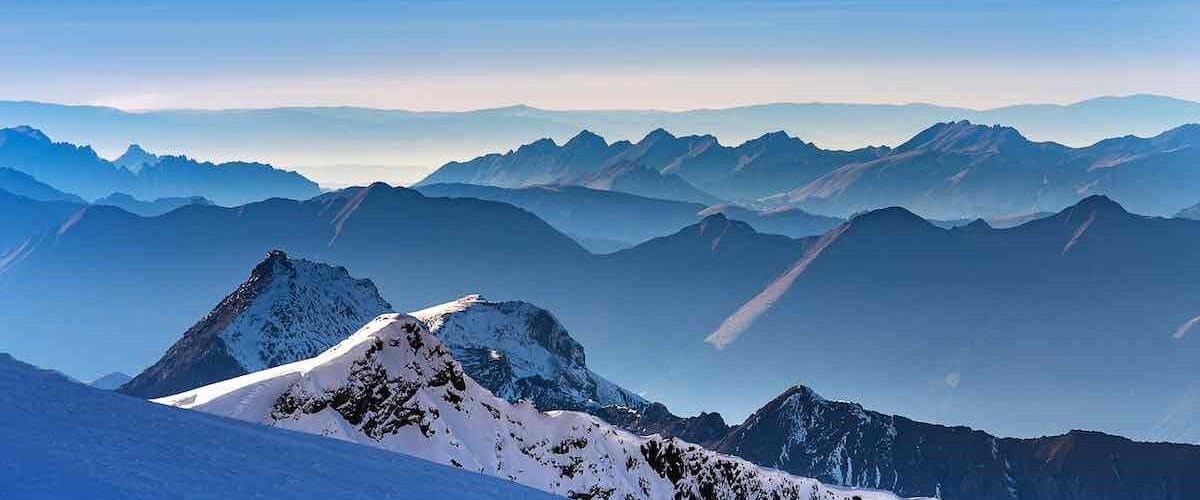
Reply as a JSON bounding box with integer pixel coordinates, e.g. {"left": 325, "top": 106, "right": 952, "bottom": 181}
{"left": 2, "top": 0, "right": 1196, "bottom": 110}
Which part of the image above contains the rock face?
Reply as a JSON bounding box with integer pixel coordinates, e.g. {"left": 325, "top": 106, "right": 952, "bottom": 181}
{"left": 595, "top": 403, "right": 732, "bottom": 449}
{"left": 119, "top": 250, "right": 393, "bottom": 398}
{"left": 717, "top": 385, "right": 1200, "bottom": 500}
{"left": 412, "top": 295, "right": 648, "bottom": 413}
{"left": 155, "top": 313, "right": 914, "bottom": 500}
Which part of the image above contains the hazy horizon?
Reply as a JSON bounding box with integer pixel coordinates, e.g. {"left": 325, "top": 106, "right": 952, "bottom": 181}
{"left": 6, "top": 92, "right": 1196, "bottom": 114}
{"left": 4, "top": 1, "right": 1196, "bottom": 111}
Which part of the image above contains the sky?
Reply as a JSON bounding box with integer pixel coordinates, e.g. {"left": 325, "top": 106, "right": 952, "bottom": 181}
{"left": 1, "top": 0, "right": 1197, "bottom": 111}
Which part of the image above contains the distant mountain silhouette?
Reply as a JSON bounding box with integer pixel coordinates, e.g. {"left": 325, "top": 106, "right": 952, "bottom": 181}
{"left": 415, "top": 182, "right": 840, "bottom": 251}
{"left": 1179, "top": 202, "right": 1200, "bottom": 219}
{"left": 112, "top": 144, "right": 158, "bottom": 173}
{"left": 419, "top": 129, "right": 887, "bottom": 201}
{"left": 93, "top": 192, "right": 214, "bottom": 217}
{"left": 0, "top": 126, "right": 320, "bottom": 204}
{"left": 4, "top": 95, "right": 1199, "bottom": 183}
{"left": 4, "top": 192, "right": 1200, "bottom": 443}
{"left": 772, "top": 121, "right": 1200, "bottom": 218}
{"left": 0, "top": 167, "right": 83, "bottom": 203}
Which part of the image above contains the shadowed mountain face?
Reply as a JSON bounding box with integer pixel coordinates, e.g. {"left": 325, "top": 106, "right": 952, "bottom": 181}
{"left": 93, "top": 192, "right": 214, "bottom": 217}
{"left": 557, "top": 159, "right": 721, "bottom": 205}
{"left": 0, "top": 167, "right": 84, "bottom": 203}
{"left": 773, "top": 121, "right": 1200, "bottom": 218}
{"left": 0, "top": 189, "right": 83, "bottom": 257}
{"left": 717, "top": 385, "right": 1200, "bottom": 500}
{"left": 414, "top": 182, "right": 841, "bottom": 251}
{"left": 0, "top": 126, "right": 320, "bottom": 205}
{"left": 419, "top": 128, "right": 888, "bottom": 201}
{"left": 3, "top": 191, "right": 1200, "bottom": 443}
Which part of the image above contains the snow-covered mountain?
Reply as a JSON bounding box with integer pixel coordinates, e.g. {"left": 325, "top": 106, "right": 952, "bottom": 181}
{"left": 156, "top": 313, "right": 917, "bottom": 500}
{"left": 413, "top": 294, "right": 648, "bottom": 413}
{"left": 120, "top": 250, "right": 393, "bottom": 398}
{"left": 0, "top": 352, "right": 555, "bottom": 500}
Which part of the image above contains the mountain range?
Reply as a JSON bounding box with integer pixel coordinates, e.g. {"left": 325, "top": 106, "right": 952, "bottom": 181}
{"left": 717, "top": 385, "right": 1200, "bottom": 500}
{"left": 771, "top": 121, "right": 1200, "bottom": 219}
{"left": 93, "top": 192, "right": 214, "bottom": 217}
{"left": 0, "top": 353, "right": 555, "bottom": 499}
{"left": 414, "top": 182, "right": 842, "bottom": 251}
{"left": 0, "top": 126, "right": 320, "bottom": 204}
{"left": 417, "top": 128, "right": 889, "bottom": 202}
{"left": 114, "top": 250, "right": 1200, "bottom": 499}
{"left": 153, "top": 310, "right": 913, "bottom": 500}
{"left": 3, "top": 183, "right": 1200, "bottom": 444}
{"left": 3, "top": 95, "right": 1198, "bottom": 185}
{"left": 419, "top": 121, "right": 1200, "bottom": 219}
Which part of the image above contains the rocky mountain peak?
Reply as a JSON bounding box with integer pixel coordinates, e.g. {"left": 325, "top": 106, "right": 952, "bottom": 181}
{"left": 897, "top": 120, "right": 1031, "bottom": 154}
{"left": 113, "top": 143, "right": 160, "bottom": 172}
{"left": 119, "top": 250, "right": 392, "bottom": 398}
{"left": 564, "top": 129, "right": 608, "bottom": 150}
{"left": 411, "top": 295, "right": 647, "bottom": 412}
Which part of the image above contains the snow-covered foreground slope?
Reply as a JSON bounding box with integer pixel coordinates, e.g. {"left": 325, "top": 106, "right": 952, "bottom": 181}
{"left": 413, "top": 294, "right": 647, "bottom": 412}
{"left": 121, "top": 250, "right": 393, "bottom": 398}
{"left": 158, "top": 313, "right": 920, "bottom": 500}
{"left": 0, "top": 353, "right": 555, "bottom": 500}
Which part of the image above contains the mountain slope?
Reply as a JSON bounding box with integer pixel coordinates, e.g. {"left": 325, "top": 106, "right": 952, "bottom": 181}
{"left": 0, "top": 353, "right": 555, "bottom": 500}
{"left": 717, "top": 384, "right": 1200, "bottom": 500}
{"left": 0, "top": 126, "right": 320, "bottom": 204}
{"left": 120, "top": 250, "right": 393, "bottom": 399}
{"left": 699, "top": 195, "right": 1200, "bottom": 441}
{"left": 156, "top": 313, "right": 914, "bottom": 500}
{"left": 0, "top": 189, "right": 83, "bottom": 257}
{"left": 558, "top": 159, "right": 722, "bottom": 204}
{"left": 0, "top": 167, "right": 84, "bottom": 203}
{"left": 87, "top": 371, "right": 132, "bottom": 390}
{"left": 93, "top": 192, "right": 214, "bottom": 216}
{"left": 1179, "top": 202, "right": 1200, "bottom": 220}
